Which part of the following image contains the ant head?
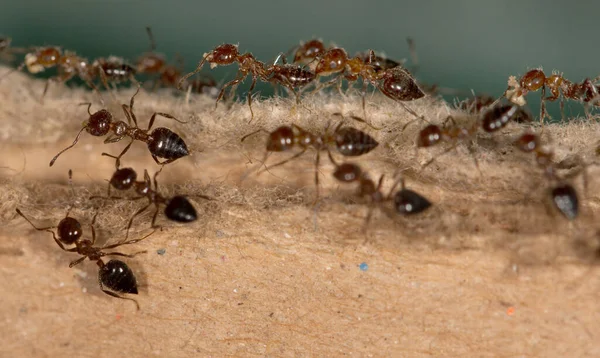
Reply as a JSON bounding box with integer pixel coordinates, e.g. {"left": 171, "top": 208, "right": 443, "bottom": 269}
{"left": 333, "top": 163, "right": 362, "bottom": 183}
{"left": 514, "top": 133, "right": 539, "bottom": 153}
{"left": 520, "top": 69, "right": 545, "bottom": 92}
{"left": 86, "top": 109, "right": 113, "bottom": 136}
{"left": 294, "top": 39, "right": 325, "bottom": 63}
{"left": 110, "top": 168, "right": 137, "bottom": 190}
{"left": 551, "top": 183, "right": 578, "bottom": 220}
{"left": 315, "top": 48, "right": 348, "bottom": 76}
{"left": 164, "top": 196, "right": 197, "bottom": 223}
{"left": 417, "top": 124, "right": 442, "bottom": 147}
{"left": 99, "top": 260, "right": 139, "bottom": 294}
{"left": 35, "top": 47, "right": 61, "bottom": 66}
{"left": 209, "top": 44, "right": 239, "bottom": 66}
{"left": 57, "top": 217, "right": 83, "bottom": 245}
{"left": 267, "top": 126, "right": 295, "bottom": 152}
{"left": 394, "top": 189, "right": 432, "bottom": 215}
{"left": 380, "top": 68, "right": 425, "bottom": 101}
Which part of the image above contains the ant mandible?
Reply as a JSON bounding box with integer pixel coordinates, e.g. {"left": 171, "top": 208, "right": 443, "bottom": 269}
{"left": 332, "top": 162, "right": 432, "bottom": 229}
{"left": 241, "top": 113, "right": 379, "bottom": 197}
{"left": 49, "top": 85, "right": 189, "bottom": 168}
{"left": 14, "top": 170, "right": 152, "bottom": 309}
{"left": 90, "top": 167, "right": 210, "bottom": 239}
{"left": 178, "top": 44, "right": 270, "bottom": 119}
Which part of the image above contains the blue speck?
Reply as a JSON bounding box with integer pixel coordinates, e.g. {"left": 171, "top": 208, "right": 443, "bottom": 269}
{"left": 359, "top": 262, "right": 368, "bottom": 271}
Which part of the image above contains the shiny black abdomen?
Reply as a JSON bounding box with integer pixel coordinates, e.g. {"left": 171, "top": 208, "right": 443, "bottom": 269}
{"left": 335, "top": 127, "right": 379, "bottom": 156}
{"left": 99, "top": 260, "right": 138, "bottom": 294}
{"left": 164, "top": 196, "right": 197, "bottom": 222}
{"left": 148, "top": 127, "right": 189, "bottom": 160}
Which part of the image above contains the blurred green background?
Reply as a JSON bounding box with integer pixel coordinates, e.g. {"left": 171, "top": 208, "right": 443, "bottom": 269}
{"left": 1, "top": 0, "right": 597, "bottom": 118}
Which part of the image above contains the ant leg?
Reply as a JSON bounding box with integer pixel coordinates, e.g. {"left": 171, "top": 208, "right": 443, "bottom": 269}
{"left": 126, "top": 84, "right": 142, "bottom": 127}
{"left": 361, "top": 79, "right": 369, "bottom": 119}
{"left": 240, "top": 128, "right": 269, "bottom": 142}
{"left": 151, "top": 156, "right": 178, "bottom": 166}
{"left": 314, "top": 150, "right": 321, "bottom": 199}
{"left": 99, "top": 69, "right": 118, "bottom": 103}
{"left": 327, "top": 149, "right": 340, "bottom": 167}
{"left": 69, "top": 256, "right": 87, "bottom": 268}
{"left": 147, "top": 112, "right": 187, "bottom": 132}
{"left": 421, "top": 143, "right": 459, "bottom": 171}
{"left": 216, "top": 73, "right": 245, "bottom": 108}
{"left": 177, "top": 52, "right": 210, "bottom": 90}
{"left": 103, "top": 251, "right": 147, "bottom": 259}
{"left": 257, "top": 148, "right": 308, "bottom": 174}
{"left": 100, "top": 289, "right": 140, "bottom": 310}
{"left": 150, "top": 205, "right": 161, "bottom": 229}
{"left": 102, "top": 139, "right": 134, "bottom": 169}
{"left": 247, "top": 74, "right": 257, "bottom": 120}
{"left": 124, "top": 202, "right": 152, "bottom": 240}
{"left": 104, "top": 230, "right": 155, "bottom": 249}
{"left": 103, "top": 135, "right": 124, "bottom": 144}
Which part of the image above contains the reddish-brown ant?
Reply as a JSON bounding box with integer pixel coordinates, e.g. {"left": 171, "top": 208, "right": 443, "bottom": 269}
{"left": 90, "top": 167, "right": 210, "bottom": 239}
{"left": 312, "top": 47, "right": 425, "bottom": 119}
{"left": 49, "top": 85, "right": 189, "bottom": 168}
{"left": 267, "top": 53, "right": 316, "bottom": 101}
{"left": 135, "top": 27, "right": 185, "bottom": 90}
{"left": 14, "top": 170, "right": 151, "bottom": 309}
{"left": 417, "top": 104, "right": 529, "bottom": 171}
{"left": 177, "top": 44, "right": 270, "bottom": 118}
{"left": 332, "top": 162, "right": 432, "bottom": 228}
{"left": 504, "top": 68, "right": 600, "bottom": 123}
{"left": 514, "top": 132, "right": 580, "bottom": 220}
{"left": 91, "top": 56, "right": 138, "bottom": 90}
{"left": 241, "top": 113, "right": 379, "bottom": 196}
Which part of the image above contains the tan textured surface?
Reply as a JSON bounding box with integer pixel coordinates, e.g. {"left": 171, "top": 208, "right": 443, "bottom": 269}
{"left": 0, "top": 67, "right": 599, "bottom": 357}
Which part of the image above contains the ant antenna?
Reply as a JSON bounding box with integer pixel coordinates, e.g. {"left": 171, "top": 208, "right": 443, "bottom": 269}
{"left": 145, "top": 26, "right": 157, "bottom": 52}
{"left": 177, "top": 52, "right": 211, "bottom": 90}
{"left": 49, "top": 126, "right": 87, "bottom": 167}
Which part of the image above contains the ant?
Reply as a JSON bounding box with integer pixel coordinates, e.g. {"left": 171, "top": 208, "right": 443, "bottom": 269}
{"left": 90, "top": 166, "right": 210, "bottom": 239}
{"left": 135, "top": 27, "right": 185, "bottom": 90}
{"left": 514, "top": 132, "right": 580, "bottom": 220}
{"left": 91, "top": 56, "right": 138, "bottom": 90}
{"left": 416, "top": 104, "right": 529, "bottom": 171}
{"left": 331, "top": 161, "right": 432, "bottom": 228}
{"left": 504, "top": 68, "right": 600, "bottom": 123}
{"left": 0, "top": 45, "right": 102, "bottom": 100}
{"left": 312, "top": 47, "right": 425, "bottom": 120}
{"left": 177, "top": 44, "right": 270, "bottom": 119}
{"left": 49, "top": 85, "right": 189, "bottom": 168}
{"left": 14, "top": 170, "right": 151, "bottom": 309}
{"left": 241, "top": 113, "right": 379, "bottom": 197}
{"left": 267, "top": 53, "right": 316, "bottom": 101}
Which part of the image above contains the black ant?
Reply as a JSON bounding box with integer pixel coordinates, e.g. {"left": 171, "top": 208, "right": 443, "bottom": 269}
{"left": 504, "top": 68, "right": 600, "bottom": 123}
{"left": 416, "top": 104, "right": 529, "bottom": 171}
{"left": 241, "top": 113, "right": 379, "bottom": 197}
{"left": 177, "top": 44, "right": 270, "bottom": 118}
{"left": 49, "top": 85, "right": 189, "bottom": 168}
{"left": 332, "top": 161, "right": 432, "bottom": 228}
{"left": 514, "top": 132, "right": 580, "bottom": 220}
{"left": 14, "top": 170, "right": 151, "bottom": 309}
{"left": 90, "top": 167, "right": 210, "bottom": 239}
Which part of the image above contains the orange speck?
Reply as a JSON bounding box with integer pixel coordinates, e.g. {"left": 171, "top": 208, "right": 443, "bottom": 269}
{"left": 115, "top": 314, "right": 123, "bottom": 320}
{"left": 506, "top": 307, "right": 516, "bottom": 316}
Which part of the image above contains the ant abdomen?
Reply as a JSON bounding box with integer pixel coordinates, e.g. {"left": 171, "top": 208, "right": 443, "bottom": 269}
{"left": 333, "top": 163, "right": 363, "bottom": 183}
{"left": 380, "top": 69, "right": 425, "bottom": 102}
{"left": 110, "top": 168, "right": 137, "bottom": 190}
{"left": 417, "top": 124, "right": 442, "bottom": 147}
{"left": 266, "top": 126, "right": 295, "bottom": 152}
{"left": 334, "top": 127, "right": 379, "bottom": 156}
{"left": 98, "top": 260, "right": 139, "bottom": 295}
{"left": 394, "top": 189, "right": 432, "bottom": 215}
{"left": 147, "top": 127, "right": 189, "bottom": 160}
{"left": 164, "top": 196, "right": 197, "bottom": 222}
{"left": 514, "top": 133, "right": 539, "bottom": 153}
{"left": 551, "top": 183, "right": 578, "bottom": 220}
{"left": 481, "top": 104, "right": 518, "bottom": 133}
{"left": 57, "top": 217, "right": 83, "bottom": 245}
{"left": 271, "top": 65, "right": 315, "bottom": 88}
